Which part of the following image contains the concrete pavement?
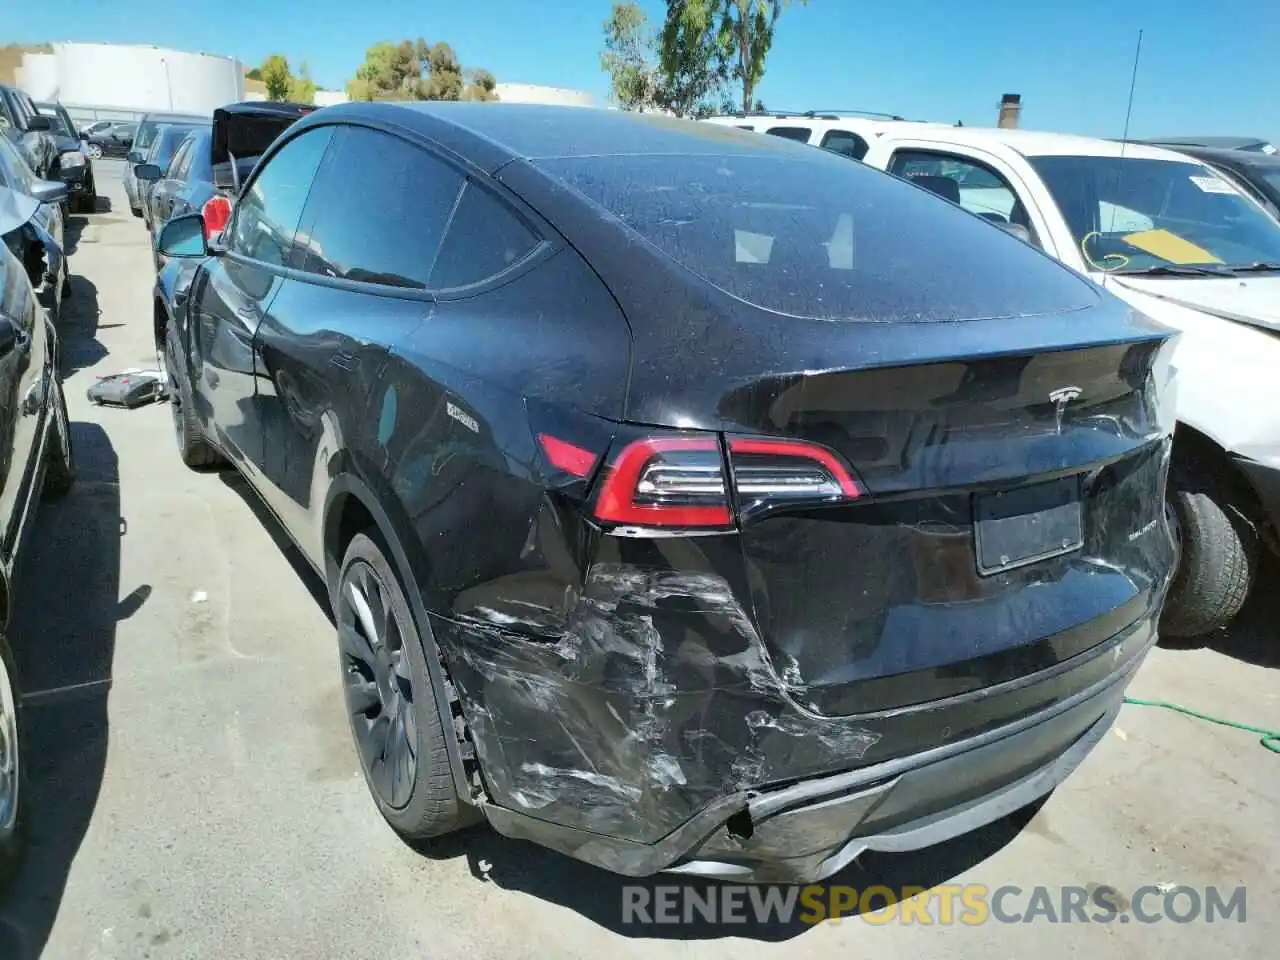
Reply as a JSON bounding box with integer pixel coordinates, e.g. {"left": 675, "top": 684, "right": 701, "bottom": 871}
{"left": 0, "top": 160, "right": 1275, "bottom": 959}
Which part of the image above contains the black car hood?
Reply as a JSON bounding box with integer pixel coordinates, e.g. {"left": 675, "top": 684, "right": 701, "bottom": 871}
{"left": 211, "top": 102, "right": 316, "bottom": 166}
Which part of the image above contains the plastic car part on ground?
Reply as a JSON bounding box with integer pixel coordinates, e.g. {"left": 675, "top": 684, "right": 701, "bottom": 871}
{"left": 85, "top": 369, "right": 167, "bottom": 408}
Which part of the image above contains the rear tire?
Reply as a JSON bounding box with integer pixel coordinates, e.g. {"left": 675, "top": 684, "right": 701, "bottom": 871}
{"left": 163, "top": 325, "right": 223, "bottom": 469}
{"left": 1160, "top": 486, "right": 1255, "bottom": 639}
{"left": 130, "top": 204, "right": 142, "bottom": 219}
{"left": 0, "top": 632, "right": 26, "bottom": 892}
{"left": 42, "top": 375, "right": 75, "bottom": 499}
{"left": 336, "top": 531, "right": 467, "bottom": 841}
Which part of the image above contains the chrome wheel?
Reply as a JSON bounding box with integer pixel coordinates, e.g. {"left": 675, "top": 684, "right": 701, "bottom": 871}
{"left": 338, "top": 560, "right": 418, "bottom": 810}
{"left": 0, "top": 646, "right": 19, "bottom": 840}
{"left": 85, "top": 143, "right": 102, "bottom": 160}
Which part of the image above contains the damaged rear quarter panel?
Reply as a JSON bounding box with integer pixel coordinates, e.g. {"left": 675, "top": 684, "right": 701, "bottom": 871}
{"left": 430, "top": 528, "right": 883, "bottom": 845}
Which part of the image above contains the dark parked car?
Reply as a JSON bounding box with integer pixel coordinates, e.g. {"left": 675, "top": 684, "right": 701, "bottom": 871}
{"left": 0, "top": 192, "right": 76, "bottom": 889}
{"left": 0, "top": 135, "right": 68, "bottom": 320}
{"left": 124, "top": 112, "right": 206, "bottom": 218}
{"left": 152, "top": 103, "right": 1178, "bottom": 883}
{"left": 137, "top": 101, "right": 315, "bottom": 269}
{"left": 1146, "top": 143, "right": 1280, "bottom": 219}
{"left": 35, "top": 101, "right": 97, "bottom": 214}
{"left": 0, "top": 84, "right": 58, "bottom": 181}
{"left": 83, "top": 122, "right": 136, "bottom": 160}
{"left": 78, "top": 120, "right": 116, "bottom": 139}
{"left": 137, "top": 122, "right": 210, "bottom": 232}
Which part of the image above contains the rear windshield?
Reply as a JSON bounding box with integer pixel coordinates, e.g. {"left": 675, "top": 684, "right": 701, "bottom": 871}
{"left": 539, "top": 153, "right": 1096, "bottom": 322}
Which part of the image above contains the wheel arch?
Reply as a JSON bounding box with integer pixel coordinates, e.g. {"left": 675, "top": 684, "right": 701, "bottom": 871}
{"left": 321, "top": 468, "right": 480, "bottom": 806}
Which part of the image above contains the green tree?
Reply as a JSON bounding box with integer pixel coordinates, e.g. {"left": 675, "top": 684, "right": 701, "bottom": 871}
{"left": 720, "top": 0, "right": 806, "bottom": 113}
{"left": 346, "top": 40, "right": 498, "bottom": 102}
{"left": 259, "top": 54, "right": 294, "bottom": 101}
{"left": 246, "top": 67, "right": 262, "bottom": 81}
{"left": 600, "top": 2, "right": 661, "bottom": 111}
{"left": 288, "top": 62, "right": 317, "bottom": 104}
{"left": 658, "top": 0, "right": 730, "bottom": 117}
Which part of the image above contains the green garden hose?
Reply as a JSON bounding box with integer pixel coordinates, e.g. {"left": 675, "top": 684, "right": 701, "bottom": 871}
{"left": 1123, "top": 696, "right": 1280, "bottom": 754}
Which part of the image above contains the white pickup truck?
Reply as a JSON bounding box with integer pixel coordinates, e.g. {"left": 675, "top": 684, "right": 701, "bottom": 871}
{"left": 704, "top": 115, "right": 1280, "bottom": 639}
{"left": 859, "top": 125, "right": 1280, "bottom": 638}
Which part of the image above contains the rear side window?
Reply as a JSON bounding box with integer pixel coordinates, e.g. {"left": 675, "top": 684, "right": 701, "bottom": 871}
{"left": 766, "top": 126, "right": 812, "bottom": 143}
{"left": 229, "top": 126, "right": 333, "bottom": 268}
{"left": 820, "top": 129, "right": 869, "bottom": 161}
{"left": 294, "top": 126, "right": 464, "bottom": 289}
{"left": 168, "top": 139, "right": 193, "bottom": 179}
{"left": 429, "top": 182, "right": 540, "bottom": 289}
{"left": 541, "top": 153, "right": 1093, "bottom": 322}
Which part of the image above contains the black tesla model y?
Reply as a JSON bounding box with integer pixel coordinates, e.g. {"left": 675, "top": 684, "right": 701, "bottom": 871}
{"left": 152, "top": 102, "right": 1178, "bottom": 883}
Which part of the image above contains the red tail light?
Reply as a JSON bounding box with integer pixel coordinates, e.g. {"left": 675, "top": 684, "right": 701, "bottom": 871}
{"left": 728, "top": 437, "right": 861, "bottom": 502}
{"left": 590, "top": 432, "right": 862, "bottom": 531}
{"left": 593, "top": 436, "right": 733, "bottom": 529}
{"left": 202, "top": 195, "right": 233, "bottom": 241}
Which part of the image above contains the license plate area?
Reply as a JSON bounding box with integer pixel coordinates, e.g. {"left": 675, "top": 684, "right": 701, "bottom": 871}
{"left": 973, "top": 476, "right": 1083, "bottom": 575}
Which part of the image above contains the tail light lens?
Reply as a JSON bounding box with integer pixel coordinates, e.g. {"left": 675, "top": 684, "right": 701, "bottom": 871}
{"left": 202, "top": 195, "right": 233, "bottom": 241}
{"left": 594, "top": 436, "right": 733, "bottom": 529}
{"left": 588, "top": 431, "right": 862, "bottom": 531}
{"left": 728, "top": 437, "right": 861, "bottom": 519}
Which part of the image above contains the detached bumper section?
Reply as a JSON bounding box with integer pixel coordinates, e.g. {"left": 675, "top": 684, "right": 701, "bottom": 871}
{"left": 430, "top": 563, "right": 1157, "bottom": 882}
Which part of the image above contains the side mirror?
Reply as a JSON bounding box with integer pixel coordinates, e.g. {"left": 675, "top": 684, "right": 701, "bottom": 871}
{"left": 26, "top": 116, "right": 52, "bottom": 132}
{"left": 996, "top": 222, "right": 1033, "bottom": 244}
{"left": 157, "top": 214, "right": 209, "bottom": 258}
{"left": 30, "top": 179, "right": 69, "bottom": 204}
{"left": 134, "top": 163, "right": 163, "bottom": 182}
{"left": 79, "top": 131, "right": 89, "bottom": 140}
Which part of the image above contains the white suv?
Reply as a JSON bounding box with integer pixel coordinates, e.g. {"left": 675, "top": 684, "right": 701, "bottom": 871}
{"left": 702, "top": 111, "right": 946, "bottom": 162}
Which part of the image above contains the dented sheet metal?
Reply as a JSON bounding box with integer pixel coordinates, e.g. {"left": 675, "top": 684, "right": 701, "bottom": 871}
{"left": 432, "top": 561, "right": 879, "bottom": 845}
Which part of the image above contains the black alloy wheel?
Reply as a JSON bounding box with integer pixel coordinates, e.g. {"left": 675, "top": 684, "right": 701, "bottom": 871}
{"left": 338, "top": 548, "right": 420, "bottom": 811}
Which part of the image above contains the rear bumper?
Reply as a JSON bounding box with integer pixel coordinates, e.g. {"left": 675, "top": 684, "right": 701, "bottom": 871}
{"left": 472, "top": 614, "right": 1155, "bottom": 882}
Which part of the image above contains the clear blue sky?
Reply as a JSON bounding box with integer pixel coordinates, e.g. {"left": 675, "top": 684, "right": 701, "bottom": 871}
{"left": 8, "top": 0, "right": 1277, "bottom": 139}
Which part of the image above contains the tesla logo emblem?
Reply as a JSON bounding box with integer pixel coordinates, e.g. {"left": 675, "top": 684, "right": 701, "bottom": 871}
{"left": 1049, "top": 386, "right": 1082, "bottom": 434}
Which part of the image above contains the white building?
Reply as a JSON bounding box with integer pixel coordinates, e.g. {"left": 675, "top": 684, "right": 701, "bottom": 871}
{"left": 16, "top": 42, "right": 244, "bottom": 116}
{"left": 494, "top": 83, "right": 595, "bottom": 108}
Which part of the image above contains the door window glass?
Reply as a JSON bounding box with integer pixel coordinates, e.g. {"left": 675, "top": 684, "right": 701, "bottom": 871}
{"left": 228, "top": 126, "right": 333, "bottom": 268}
{"left": 168, "top": 139, "right": 193, "bottom": 179}
{"left": 766, "top": 126, "right": 812, "bottom": 143}
{"left": 429, "top": 181, "right": 540, "bottom": 289}
{"left": 820, "top": 129, "right": 869, "bottom": 161}
{"left": 294, "top": 126, "right": 464, "bottom": 289}
{"left": 889, "top": 149, "right": 1018, "bottom": 220}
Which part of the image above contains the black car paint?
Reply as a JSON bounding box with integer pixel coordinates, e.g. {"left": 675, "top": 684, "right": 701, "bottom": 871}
{"left": 159, "top": 103, "right": 1177, "bottom": 881}
{"left": 0, "top": 242, "right": 66, "bottom": 575}
{"left": 35, "top": 103, "right": 94, "bottom": 199}
{"left": 0, "top": 85, "right": 58, "bottom": 180}
{"left": 85, "top": 123, "right": 137, "bottom": 159}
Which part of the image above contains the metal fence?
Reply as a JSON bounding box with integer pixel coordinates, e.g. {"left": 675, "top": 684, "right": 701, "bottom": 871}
{"left": 61, "top": 103, "right": 153, "bottom": 128}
